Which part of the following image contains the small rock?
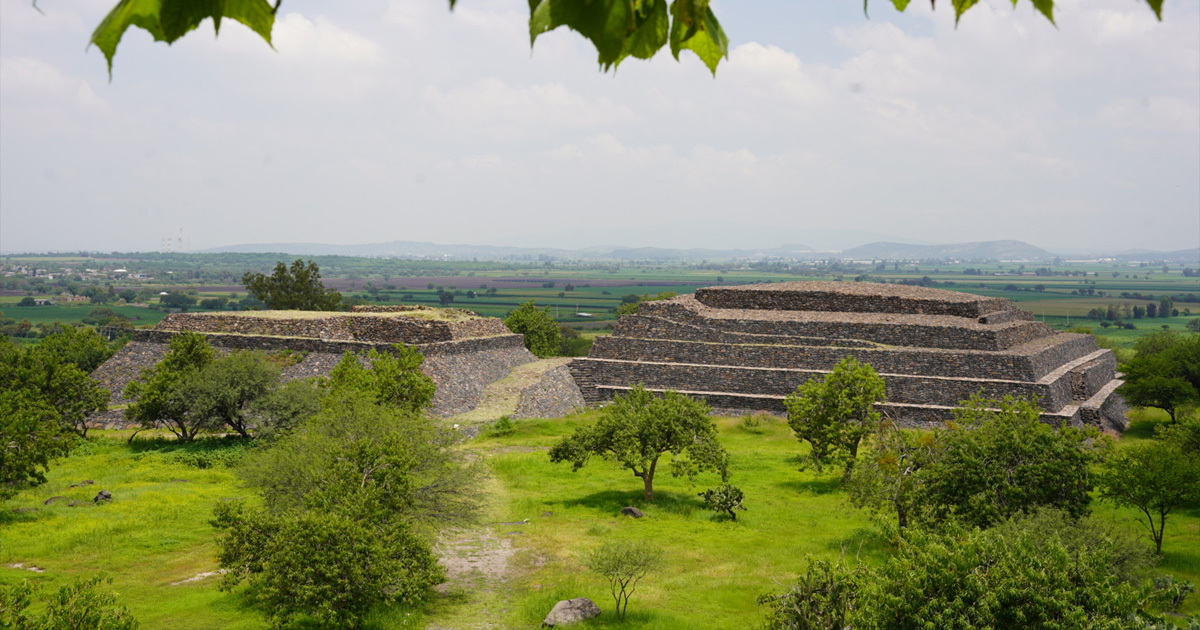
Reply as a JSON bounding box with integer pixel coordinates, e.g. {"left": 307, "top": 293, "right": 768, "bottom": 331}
{"left": 67, "top": 501, "right": 88, "bottom": 507}
{"left": 169, "top": 479, "right": 189, "bottom": 483}
{"left": 43, "top": 496, "right": 66, "bottom": 505}
{"left": 69, "top": 480, "right": 95, "bottom": 488}
{"left": 620, "top": 506, "right": 645, "bottom": 518}
{"left": 11, "top": 507, "right": 38, "bottom": 514}
{"left": 542, "top": 597, "right": 601, "bottom": 627}
{"left": 507, "top": 531, "right": 524, "bottom": 536}
{"left": 542, "top": 511, "right": 554, "bottom": 517}
{"left": 94, "top": 490, "right": 112, "bottom": 503}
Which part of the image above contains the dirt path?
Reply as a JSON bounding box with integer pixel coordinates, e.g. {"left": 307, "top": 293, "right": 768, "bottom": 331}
{"left": 425, "top": 473, "right": 528, "bottom": 629}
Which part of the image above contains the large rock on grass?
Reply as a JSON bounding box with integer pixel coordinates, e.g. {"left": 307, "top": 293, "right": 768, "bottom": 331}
{"left": 543, "top": 597, "right": 601, "bottom": 627}
{"left": 620, "top": 506, "right": 645, "bottom": 518}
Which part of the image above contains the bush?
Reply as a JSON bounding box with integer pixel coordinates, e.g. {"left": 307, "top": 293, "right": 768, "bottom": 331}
{"left": 699, "top": 484, "right": 746, "bottom": 521}
{"left": 213, "top": 504, "right": 442, "bottom": 629}
{"left": 758, "top": 559, "right": 864, "bottom": 630}
{"left": 737, "top": 413, "right": 770, "bottom": 434}
{"left": 0, "top": 575, "right": 139, "bottom": 630}
{"left": 487, "top": 415, "right": 516, "bottom": 437}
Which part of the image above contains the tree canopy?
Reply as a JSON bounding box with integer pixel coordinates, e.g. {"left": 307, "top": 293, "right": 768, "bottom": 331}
{"left": 241, "top": 259, "right": 342, "bottom": 311}
{"left": 1119, "top": 332, "right": 1200, "bottom": 423}
{"left": 549, "top": 385, "right": 729, "bottom": 501}
{"left": 87, "top": 0, "right": 1167, "bottom": 78}
{"left": 785, "top": 357, "right": 885, "bottom": 481}
{"left": 504, "top": 300, "right": 562, "bottom": 358}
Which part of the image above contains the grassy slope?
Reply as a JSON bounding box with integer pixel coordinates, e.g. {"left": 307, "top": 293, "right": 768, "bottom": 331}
{"left": 2, "top": 411, "right": 1197, "bottom": 629}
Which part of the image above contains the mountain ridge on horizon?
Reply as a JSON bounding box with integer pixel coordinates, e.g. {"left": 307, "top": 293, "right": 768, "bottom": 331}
{"left": 196, "top": 239, "right": 1200, "bottom": 263}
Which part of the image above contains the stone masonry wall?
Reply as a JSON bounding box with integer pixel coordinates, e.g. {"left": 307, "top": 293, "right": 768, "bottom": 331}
{"left": 694, "top": 282, "right": 1012, "bottom": 318}
{"left": 587, "top": 335, "right": 1100, "bottom": 383}
{"left": 640, "top": 300, "right": 1052, "bottom": 351}
{"left": 577, "top": 358, "right": 1071, "bottom": 411}
{"left": 155, "top": 312, "right": 510, "bottom": 344}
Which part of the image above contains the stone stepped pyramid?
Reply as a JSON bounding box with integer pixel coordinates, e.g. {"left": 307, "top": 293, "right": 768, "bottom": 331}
{"left": 568, "top": 282, "right": 1127, "bottom": 430}
{"left": 91, "top": 306, "right": 537, "bottom": 422}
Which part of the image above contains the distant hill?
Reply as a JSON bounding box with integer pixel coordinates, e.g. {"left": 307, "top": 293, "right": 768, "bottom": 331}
{"left": 203, "top": 240, "right": 817, "bottom": 262}
{"left": 840, "top": 240, "right": 1054, "bottom": 261}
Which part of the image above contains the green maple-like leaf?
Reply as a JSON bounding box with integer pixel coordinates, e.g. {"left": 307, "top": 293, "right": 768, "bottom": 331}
{"left": 90, "top": 0, "right": 276, "bottom": 77}
{"left": 530, "top": 0, "right": 636, "bottom": 70}
{"left": 668, "top": 0, "right": 728, "bottom": 75}
{"left": 621, "top": 0, "right": 669, "bottom": 63}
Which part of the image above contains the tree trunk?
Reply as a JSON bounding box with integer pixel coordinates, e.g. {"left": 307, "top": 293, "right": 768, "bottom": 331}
{"left": 639, "top": 457, "right": 659, "bottom": 502}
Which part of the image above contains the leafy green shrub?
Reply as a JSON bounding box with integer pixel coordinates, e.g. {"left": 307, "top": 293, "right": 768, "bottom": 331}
{"left": 488, "top": 416, "right": 516, "bottom": 437}
{"left": 213, "top": 503, "right": 442, "bottom": 629}
{"left": 699, "top": 484, "right": 746, "bottom": 521}
{"left": 758, "top": 559, "right": 864, "bottom": 630}
{"left": 0, "top": 575, "right": 139, "bottom": 630}
{"left": 762, "top": 512, "right": 1167, "bottom": 630}
{"left": 737, "top": 413, "right": 771, "bottom": 434}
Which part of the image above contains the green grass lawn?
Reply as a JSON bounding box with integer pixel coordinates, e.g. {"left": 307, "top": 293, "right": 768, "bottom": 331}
{"left": 2, "top": 411, "right": 1197, "bottom": 629}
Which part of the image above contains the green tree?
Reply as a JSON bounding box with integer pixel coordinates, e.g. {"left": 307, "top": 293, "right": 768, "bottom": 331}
{"left": 159, "top": 291, "right": 196, "bottom": 310}
{"left": 549, "top": 385, "right": 728, "bottom": 501}
{"left": 248, "top": 379, "right": 322, "bottom": 439}
{"left": 212, "top": 504, "right": 442, "bottom": 629}
{"left": 921, "top": 394, "right": 1099, "bottom": 528}
{"left": 322, "top": 345, "right": 435, "bottom": 412}
{"left": 182, "top": 351, "right": 283, "bottom": 438}
{"left": 1156, "top": 414, "right": 1200, "bottom": 455}
{"left": 123, "top": 332, "right": 216, "bottom": 441}
{"left": 785, "top": 357, "right": 885, "bottom": 481}
{"left": 0, "top": 389, "right": 73, "bottom": 502}
{"left": 238, "top": 392, "right": 482, "bottom": 529}
{"left": 1120, "top": 333, "right": 1200, "bottom": 423}
{"left": 847, "top": 420, "right": 942, "bottom": 528}
{"left": 0, "top": 332, "right": 111, "bottom": 438}
{"left": 241, "top": 259, "right": 342, "bottom": 311}
{"left": 37, "top": 324, "right": 117, "bottom": 373}
{"left": 504, "top": 300, "right": 561, "bottom": 358}
{"left": 584, "top": 540, "right": 664, "bottom": 621}
{"left": 88, "top": 1, "right": 1166, "bottom": 78}
{"left": 1096, "top": 440, "right": 1200, "bottom": 554}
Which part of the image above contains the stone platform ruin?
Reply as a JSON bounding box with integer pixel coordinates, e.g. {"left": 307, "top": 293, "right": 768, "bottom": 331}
{"left": 569, "top": 281, "right": 1126, "bottom": 430}
{"left": 92, "top": 306, "right": 537, "bottom": 420}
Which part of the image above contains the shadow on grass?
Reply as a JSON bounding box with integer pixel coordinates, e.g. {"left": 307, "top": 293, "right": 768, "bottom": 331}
{"left": 127, "top": 435, "right": 254, "bottom": 469}
{"left": 561, "top": 490, "right": 702, "bottom": 517}
{"left": 1161, "top": 546, "right": 1200, "bottom": 575}
{"left": 777, "top": 478, "right": 843, "bottom": 495}
{"left": 1122, "top": 417, "right": 1161, "bottom": 441}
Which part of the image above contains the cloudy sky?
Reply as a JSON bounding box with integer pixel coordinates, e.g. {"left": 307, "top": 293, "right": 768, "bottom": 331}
{"left": 1, "top": 0, "right": 1197, "bottom": 253}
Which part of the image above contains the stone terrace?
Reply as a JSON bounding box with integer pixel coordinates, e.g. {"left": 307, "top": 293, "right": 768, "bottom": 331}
{"left": 569, "top": 281, "right": 1126, "bottom": 430}
{"left": 93, "top": 308, "right": 534, "bottom": 420}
